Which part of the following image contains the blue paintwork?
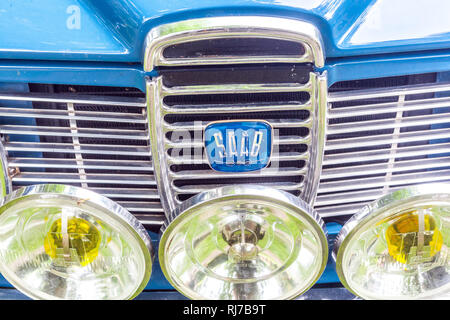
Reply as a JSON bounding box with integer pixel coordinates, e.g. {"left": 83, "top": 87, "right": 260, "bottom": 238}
{"left": 205, "top": 121, "right": 272, "bottom": 172}
{"left": 1, "top": 0, "right": 450, "bottom": 63}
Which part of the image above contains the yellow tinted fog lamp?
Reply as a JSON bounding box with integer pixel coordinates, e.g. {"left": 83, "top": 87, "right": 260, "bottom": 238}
{"left": 0, "top": 184, "right": 154, "bottom": 300}
{"left": 334, "top": 184, "right": 450, "bottom": 300}
{"left": 159, "top": 185, "right": 328, "bottom": 300}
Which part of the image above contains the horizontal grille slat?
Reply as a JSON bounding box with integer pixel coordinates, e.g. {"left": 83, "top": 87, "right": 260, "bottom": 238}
{"left": 0, "top": 92, "right": 146, "bottom": 107}
{"left": 90, "top": 188, "right": 160, "bottom": 199}
{"left": 8, "top": 158, "right": 154, "bottom": 171}
{"left": 165, "top": 135, "right": 311, "bottom": 149}
{"left": 169, "top": 167, "right": 308, "bottom": 180}
{"left": 162, "top": 102, "right": 312, "bottom": 114}
{"left": 161, "top": 82, "right": 312, "bottom": 95}
{"left": 116, "top": 202, "right": 165, "bottom": 213}
{"left": 325, "top": 128, "right": 449, "bottom": 150}
{"left": 0, "top": 107, "right": 147, "bottom": 123}
{"left": 328, "top": 113, "right": 450, "bottom": 134}
{"left": 167, "top": 151, "right": 309, "bottom": 164}
{"left": 172, "top": 181, "right": 305, "bottom": 194}
{"left": 319, "top": 169, "right": 450, "bottom": 193}
{"left": 148, "top": 66, "right": 325, "bottom": 210}
{"left": 163, "top": 118, "right": 313, "bottom": 131}
{"left": 327, "top": 96, "right": 450, "bottom": 118}
{"left": 327, "top": 81, "right": 450, "bottom": 102}
{"left": 321, "top": 157, "right": 450, "bottom": 179}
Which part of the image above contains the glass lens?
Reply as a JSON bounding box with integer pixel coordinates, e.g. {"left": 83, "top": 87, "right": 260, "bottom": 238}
{"left": 0, "top": 195, "right": 150, "bottom": 300}
{"left": 160, "top": 198, "right": 327, "bottom": 300}
{"left": 341, "top": 204, "right": 450, "bottom": 299}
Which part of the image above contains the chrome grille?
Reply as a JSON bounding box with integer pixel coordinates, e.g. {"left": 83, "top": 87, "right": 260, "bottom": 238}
{"left": 316, "top": 78, "right": 450, "bottom": 219}
{"left": 0, "top": 88, "right": 163, "bottom": 228}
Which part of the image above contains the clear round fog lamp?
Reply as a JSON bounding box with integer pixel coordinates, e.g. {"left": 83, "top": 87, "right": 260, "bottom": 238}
{"left": 159, "top": 185, "right": 328, "bottom": 300}
{"left": 0, "top": 184, "right": 154, "bottom": 300}
{"left": 334, "top": 184, "right": 450, "bottom": 300}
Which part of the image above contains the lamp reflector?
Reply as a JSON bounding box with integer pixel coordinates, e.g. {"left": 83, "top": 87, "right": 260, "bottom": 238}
{"left": 334, "top": 184, "right": 450, "bottom": 300}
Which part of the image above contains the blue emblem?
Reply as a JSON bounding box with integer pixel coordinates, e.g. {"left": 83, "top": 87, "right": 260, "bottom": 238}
{"left": 204, "top": 121, "right": 272, "bottom": 172}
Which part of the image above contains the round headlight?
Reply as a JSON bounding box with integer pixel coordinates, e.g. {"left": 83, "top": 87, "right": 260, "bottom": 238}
{"left": 0, "top": 184, "right": 154, "bottom": 300}
{"left": 334, "top": 184, "right": 450, "bottom": 300}
{"left": 159, "top": 185, "right": 328, "bottom": 300}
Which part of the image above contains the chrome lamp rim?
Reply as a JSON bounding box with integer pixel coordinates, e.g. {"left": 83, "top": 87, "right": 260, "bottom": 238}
{"left": 333, "top": 183, "right": 450, "bottom": 298}
{"left": 159, "top": 184, "right": 328, "bottom": 300}
{"left": 0, "top": 184, "right": 154, "bottom": 300}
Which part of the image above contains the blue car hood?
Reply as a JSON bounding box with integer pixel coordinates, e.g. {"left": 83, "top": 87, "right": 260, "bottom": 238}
{"left": 1, "top": 0, "right": 450, "bottom": 64}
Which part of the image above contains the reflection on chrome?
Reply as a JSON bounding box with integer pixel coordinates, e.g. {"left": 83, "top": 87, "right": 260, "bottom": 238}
{"left": 0, "top": 184, "right": 154, "bottom": 300}
{"left": 159, "top": 185, "right": 328, "bottom": 300}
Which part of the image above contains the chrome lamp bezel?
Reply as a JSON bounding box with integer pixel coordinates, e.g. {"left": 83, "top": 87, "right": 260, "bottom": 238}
{"left": 0, "top": 184, "right": 154, "bottom": 300}
{"left": 159, "top": 184, "right": 328, "bottom": 300}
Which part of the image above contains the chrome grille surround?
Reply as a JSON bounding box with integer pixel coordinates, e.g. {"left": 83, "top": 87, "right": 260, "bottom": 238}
{"left": 144, "top": 16, "right": 325, "bottom": 71}
{"left": 0, "top": 91, "right": 163, "bottom": 227}
{"left": 144, "top": 16, "right": 327, "bottom": 214}
{"left": 316, "top": 80, "right": 450, "bottom": 219}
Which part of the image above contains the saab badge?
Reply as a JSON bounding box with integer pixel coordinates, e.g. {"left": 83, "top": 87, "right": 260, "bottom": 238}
{"left": 204, "top": 120, "right": 272, "bottom": 172}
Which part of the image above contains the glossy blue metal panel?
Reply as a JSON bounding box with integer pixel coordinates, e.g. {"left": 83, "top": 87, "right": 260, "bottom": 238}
{"left": 1, "top": 0, "right": 450, "bottom": 63}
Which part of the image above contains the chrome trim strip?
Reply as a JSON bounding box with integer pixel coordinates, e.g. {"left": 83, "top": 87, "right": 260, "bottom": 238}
{"left": 328, "top": 81, "right": 450, "bottom": 102}
{"left": 5, "top": 142, "right": 151, "bottom": 156}
{"left": 318, "top": 79, "right": 450, "bottom": 221}
{"left": 332, "top": 183, "right": 450, "bottom": 299}
{"left": 303, "top": 72, "right": 327, "bottom": 205}
{"left": 160, "top": 82, "right": 312, "bottom": 96}
{"left": 0, "top": 140, "right": 11, "bottom": 197}
{"left": 328, "top": 96, "right": 450, "bottom": 118}
{"left": 325, "top": 127, "right": 450, "bottom": 150}
{"left": 144, "top": 16, "right": 325, "bottom": 71}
